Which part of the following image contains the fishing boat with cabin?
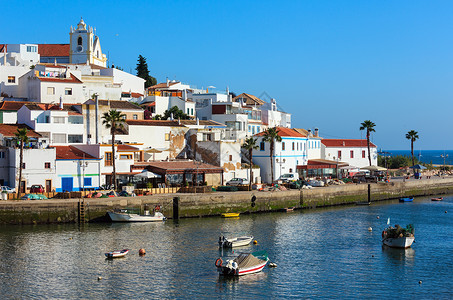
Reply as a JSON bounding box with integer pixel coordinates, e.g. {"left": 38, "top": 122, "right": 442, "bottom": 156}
{"left": 215, "top": 250, "right": 269, "bottom": 276}
{"left": 382, "top": 223, "right": 415, "bottom": 248}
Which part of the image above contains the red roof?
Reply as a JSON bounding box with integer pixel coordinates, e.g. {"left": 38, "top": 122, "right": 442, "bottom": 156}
{"left": 53, "top": 146, "right": 97, "bottom": 160}
{"left": 38, "top": 44, "right": 69, "bottom": 57}
{"left": 254, "top": 127, "right": 305, "bottom": 138}
{"left": 38, "top": 74, "right": 82, "bottom": 84}
{"left": 126, "top": 120, "right": 185, "bottom": 127}
{"left": 0, "top": 101, "right": 32, "bottom": 111}
{"left": 0, "top": 124, "right": 41, "bottom": 138}
{"left": 0, "top": 44, "right": 6, "bottom": 52}
{"left": 322, "top": 139, "right": 377, "bottom": 148}
{"left": 117, "top": 144, "right": 140, "bottom": 152}
{"left": 131, "top": 93, "right": 143, "bottom": 98}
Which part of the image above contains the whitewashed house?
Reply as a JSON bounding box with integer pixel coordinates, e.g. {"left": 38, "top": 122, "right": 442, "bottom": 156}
{"left": 321, "top": 139, "right": 378, "bottom": 170}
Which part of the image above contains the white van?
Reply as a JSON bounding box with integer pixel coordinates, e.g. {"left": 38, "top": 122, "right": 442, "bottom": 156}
{"left": 278, "top": 173, "right": 299, "bottom": 182}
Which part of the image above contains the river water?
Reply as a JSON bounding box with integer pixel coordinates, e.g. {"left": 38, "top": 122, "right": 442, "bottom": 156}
{"left": 1, "top": 196, "right": 453, "bottom": 299}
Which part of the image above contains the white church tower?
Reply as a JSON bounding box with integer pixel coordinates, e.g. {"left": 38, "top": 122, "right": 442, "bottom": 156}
{"left": 69, "top": 18, "right": 107, "bottom": 67}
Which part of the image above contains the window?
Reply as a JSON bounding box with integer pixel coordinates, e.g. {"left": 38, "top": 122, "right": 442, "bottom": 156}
{"left": 65, "top": 88, "right": 72, "bottom": 95}
{"left": 260, "top": 141, "right": 265, "bottom": 151}
{"left": 248, "top": 125, "right": 251, "bottom": 132}
{"left": 84, "top": 178, "right": 92, "bottom": 186}
{"left": 187, "top": 108, "right": 190, "bottom": 115}
{"left": 78, "top": 37, "right": 83, "bottom": 45}
{"left": 257, "top": 126, "right": 260, "bottom": 133}
{"left": 53, "top": 117, "right": 65, "bottom": 124}
{"left": 47, "top": 87, "right": 55, "bottom": 95}
{"left": 338, "top": 150, "right": 342, "bottom": 159}
{"left": 297, "top": 143, "right": 299, "bottom": 151}
{"left": 350, "top": 150, "right": 354, "bottom": 158}
{"left": 105, "top": 152, "right": 112, "bottom": 166}
{"left": 22, "top": 163, "right": 26, "bottom": 169}
{"left": 68, "top": 135, "right": 83, "bottom": 143}
{"left": 7, "top": 76, "right": 15, "bottom": 83}
{"left": 26, "top": 45, "right": 37, "bottom": 52}
{"left": 0, "top": 152, "right": 4, "bottom": 159}
{"left": 292, "top": 142, "right": 295, "bottom": 151}
{"left": 229, "top": 155, "right": 232, "bottom": 161}
{"left": 68, "top": 116, "right": 83, "bottom": 124}
{"left": 282, "top": 142, "right": 285, "bottom": 151}
{"left": 191, "top": 108, "right": 193, "bottom": 115}
{"left": 362, "top": 150, "right": 366, "bottom": 158}
{"left": 252, "top": 126, "right": 255, "bottom": 135}
{"left": 120, "top": 154, "right": 132, "bottom": 160}
{"left": 133, "top": 114, "right": 138, "bottom": 120}
{"left": 45, "top": 162, "right": 51, "bottom": 169}
{"left": 165, "top": 133, "right": 170, "bottom": 141}
{"left": 52, "top": 133, "right": 66, "bottom": 143}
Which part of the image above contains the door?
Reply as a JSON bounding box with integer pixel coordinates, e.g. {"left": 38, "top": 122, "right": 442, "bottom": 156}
{"left": 61, "top": 177, "right": 73, "bottom": 192}
{"left": 45, "top": 180, "right": 52, "bottom": 193}
{"left": 20, "top": 181, "right": 26, "bottom": 193}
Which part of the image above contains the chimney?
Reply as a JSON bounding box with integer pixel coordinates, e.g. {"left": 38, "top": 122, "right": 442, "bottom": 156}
{"left": 166, "top": 77, "right": 169, "bottom": 87}
{"left": 308, "top": 129, "right": 312, "bottom": 137}
{"left": 314, "top": 128, "right": 319, "bottom": 137}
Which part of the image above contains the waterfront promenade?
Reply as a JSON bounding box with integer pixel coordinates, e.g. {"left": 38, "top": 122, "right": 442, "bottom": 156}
{"left": 1, "top": 176, "right": 453, "bottom": 225}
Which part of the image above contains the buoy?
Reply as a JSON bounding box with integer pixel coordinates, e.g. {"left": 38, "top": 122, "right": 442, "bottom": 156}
{"left": 269, "top": 262, "right": 277, "bottom": 268}
{"left": 445, "top": 211, "right": 448, "bottom": 214}
{"left": 69, "top": 237, "right": 73, "bottom": 240}
{"left": 376, "top": 216, "right": 380, "bottom": 219}
{"left": 139, "top": 248, "right": 146, "bottom": 255}
{"left": 97, "top": 277, "right": 102, "bottom": 281}
{"left": 253, "top": 240, "right": 258, "bottom": 244}
{"left": 368, "top": 227, "right": 372, "bottom": 231}
{"left": 372, "top": 255, "right": 374, "bottom": 258}
{"left": 419, "top": 280, "right": 422, "bottom": 284}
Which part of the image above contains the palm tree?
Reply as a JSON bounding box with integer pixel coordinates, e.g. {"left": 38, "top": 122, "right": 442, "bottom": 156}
{"left": 102, "top": 109, "right": 126, "bottom": 190}
{"left": 406, "top": 130, "right": 419, "bottom": 167}
{"left": 360, "top": 120, "right": 376, "bottom": 166}
{"left": 242, "top": 137, "right": 259, "bottom": 189}
{"left": 14, "top": 128, "right": 29, "bottom": 199}
{"left": 263, "top": 127, "right": 282, "bottom": 183}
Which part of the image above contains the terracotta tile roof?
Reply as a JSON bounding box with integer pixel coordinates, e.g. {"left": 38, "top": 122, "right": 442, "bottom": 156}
{"left": 179, "top": 120, "right": 224, "bottom": 126}
{"left": 37, "top": 44, "right": 70, "bottom": 57}
{"left": 37, "top": 73, "right": 82, "bottom": 84}
{"left": 254, "top": 126, "right": 305, "bottom": 138}
{"left": 131, "top": 93, "right": 144, "bottom": 98}
{"left": 0, "top": 101, "right": 32, "bottom": 111}
{"left": 117, "top": 144, "right": 140, "bottom": 152}
{"left": 233, "top": 93, "right": 266, "bottom": 105}
{"left": 24, "top": 103, "right": 82, "bottom": 114}
{"left": 148, "top": 81, "right": 180, "bottom": 89}
{"left": 53, "top": 146, "right": 98, "bottom": 160}
{"left": 98, "top": 100, "right": 143, "bottom": 110}
{"left": 322, "top": 139, "right": 377, "bottom": 148}
{"left": 0, "top": 124, "right": 41, "bottom": 138}
{"left": 133, "top": 160, "right": 223, "bottom": 174}
{"left": 126, "top": 120, "right": 185, "bottom": 127}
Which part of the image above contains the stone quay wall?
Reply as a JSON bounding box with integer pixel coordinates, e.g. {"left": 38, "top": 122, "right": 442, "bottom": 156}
{"left": 1, "top": 178, "right": 453, "bottom": 225}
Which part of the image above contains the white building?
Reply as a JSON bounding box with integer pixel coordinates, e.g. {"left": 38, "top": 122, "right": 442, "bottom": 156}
{"left": 321, "top": 139, "right": 378, "bottom": 170}
{"left": 69, "top": 18, "right": 107, "bottom": 67}
{"left": 0, "top": 44, "right": 40, "bottom": 67}
{"left": 17, "top": 103, "right": 84, "bottom": 146}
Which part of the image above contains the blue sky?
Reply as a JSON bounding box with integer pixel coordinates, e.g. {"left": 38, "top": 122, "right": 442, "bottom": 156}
{"left": 3, "top": 0, "right": 453, "bottom": 150}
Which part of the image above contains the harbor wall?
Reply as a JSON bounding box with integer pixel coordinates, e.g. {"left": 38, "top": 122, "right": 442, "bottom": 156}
{"left": 1, "top": 178, "right": 453, "bottom": 224}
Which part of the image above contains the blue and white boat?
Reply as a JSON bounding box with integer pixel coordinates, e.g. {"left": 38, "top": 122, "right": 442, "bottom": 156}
{"left": 399, "top": 197, "right": 413, "bottom": 202}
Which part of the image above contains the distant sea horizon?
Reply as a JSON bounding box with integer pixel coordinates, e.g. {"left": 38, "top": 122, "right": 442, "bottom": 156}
{"left": 382, "top": 150, "right": 453, "bottom": 165}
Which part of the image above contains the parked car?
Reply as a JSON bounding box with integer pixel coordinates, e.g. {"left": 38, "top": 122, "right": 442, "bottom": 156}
{"left": 352, "top": 172, "right": 377, "bottom": 183}
{"left": 1, "top": 186, "right": 15, "bottom": 193}
{"left": 30, "top": 184, "right": 45, "bottom": 193}
{"left": 226, "top": 178, "right": 249, "bottom": 186}
{"left": 278, "top": 173, "right": 300, "bottom": 182}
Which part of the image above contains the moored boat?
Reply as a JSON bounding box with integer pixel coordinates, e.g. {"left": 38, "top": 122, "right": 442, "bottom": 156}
{"left": 382, "top": 224, "right": 415, "bottom": 248}
{"left": 105, "top": 249, "right": 129, "bottom": 258}
{"left": 215, "top": 250, "right": 269, "bottom": 276}
{"left": 431, "top": 197, "right": 443, "bottom": 201}
{"left": 399, "top": 197, "right": 414, "bottom": 202}
{"left": 219, "top": 236, "right": 254, "bottom": 248}
{"left": 108, "top": 206, "right": 166, "bottom": 222}
{"left": 221, "top": 212, "right": 240, "bottom": 218}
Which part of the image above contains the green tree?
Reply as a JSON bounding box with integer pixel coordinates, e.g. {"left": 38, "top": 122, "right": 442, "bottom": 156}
{"left": 360, "top": 120, "right": 376, "bottom": 166}
{"left": 135, "top": 55, "right": 157, "bottom": 88}
{"left": 163, "top": 106, "right": 190, "bottom": 120}
{"left": 263, "top": 127, "right": 282, "bottom": 183}
{"left": 242, "top": 137, "right": 259, "bottom": 189}
{"left": 102, "top": 109, "right": 126, "bottom": 190}
{"left": 406, "top": 130, "right": 419, "bottom": 167}
{"left": 152, "top": 114, "right": 164, "bottom": 120}
{"left": 14, "top": 128, "right": 29, "bottom": 199}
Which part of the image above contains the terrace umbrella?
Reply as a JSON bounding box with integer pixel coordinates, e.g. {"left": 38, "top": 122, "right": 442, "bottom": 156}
{"left": 360, "top": 165, "right": 387, "bottom": 171}
{"left": 409, "top": 164, "right": 427, "bottom": 170}
{"left": 134, "top": 171, "right": 161, "bottom": 178}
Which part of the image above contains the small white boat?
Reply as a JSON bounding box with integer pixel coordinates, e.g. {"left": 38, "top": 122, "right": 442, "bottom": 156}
{"left": 382, "top": 224, "right": 415, "bottom": 248}
{"left": 219, "top": 236, "right": 254, "bottom": 248}
{"left": 105, "top": 249, "right": 129, "bottom": 258}
{"left": 108, "top": 207, "right": 166, "bottom": 222}
{"left": 216, "top": 251, "right": 269, "bottom": 276}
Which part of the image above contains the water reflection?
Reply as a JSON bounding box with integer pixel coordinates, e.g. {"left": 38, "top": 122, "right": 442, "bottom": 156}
{"left": 382, "top": 245, "right": 416, "bottom": 264}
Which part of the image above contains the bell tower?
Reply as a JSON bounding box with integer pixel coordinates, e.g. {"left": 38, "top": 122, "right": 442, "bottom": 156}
{"left": 69, "top": 18, "right": 107, "bottom": 67}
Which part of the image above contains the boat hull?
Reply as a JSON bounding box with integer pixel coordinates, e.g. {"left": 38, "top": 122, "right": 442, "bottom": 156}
{"left": 219, "top": 236, "right": 253, "bottom": 248}
{"left": 108, "top": 211, "right": 165, "bottom": 222}
{"left": 221, "top": 213, "right": 240, "bottom": 218}
{"left": 431, "top": 198, "right": 443, "bottom": 201}
{"left": 105, "top": 249, "right": 129, "bottom": 258}
{"left": 382, "top": 236, "right": 415, "bottom": 248}
{"left": 218, "top": 259, "right": 268, "bottom": 276}
{"left": 399, "top": 197, "right": 413, "bottom": 202}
